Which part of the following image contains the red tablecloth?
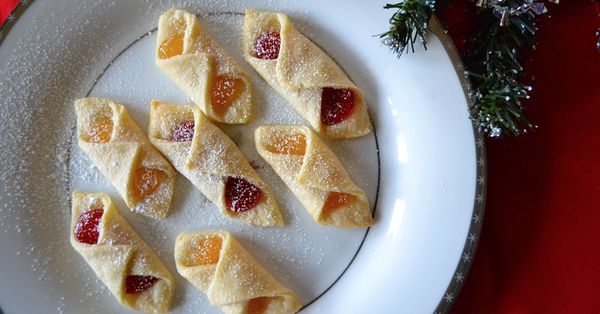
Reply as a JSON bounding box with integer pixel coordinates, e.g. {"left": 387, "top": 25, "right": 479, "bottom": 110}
{"left": 444, "top": 1, "right": 600, "bottom": 312}
{"left": 1, "top": 1, "right": 599, "bottom": 312}
{"left": 0, "top": 0, "right": 18, "bottom": 27}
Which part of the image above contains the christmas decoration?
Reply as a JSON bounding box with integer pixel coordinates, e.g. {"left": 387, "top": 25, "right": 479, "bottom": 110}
{"left": 379, "top": 0, "right": 436, "bottom": 57}
{"left": 381, "top": 0, "right": 551, "bottom": 137}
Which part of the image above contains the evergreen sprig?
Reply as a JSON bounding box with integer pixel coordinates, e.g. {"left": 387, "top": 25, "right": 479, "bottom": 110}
{"left": 381, "top": 0, "right": 542, "bottom": 137}
{"left": 380, "top": 0, "right": 435, "bottom": 57}
{"left": 465, "top": 2, "right": 538, "bottom": 136}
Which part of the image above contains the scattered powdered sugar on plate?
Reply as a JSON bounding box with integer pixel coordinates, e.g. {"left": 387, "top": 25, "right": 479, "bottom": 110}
{"left": 0, "top": 2, "right": 378, "bottom": 313}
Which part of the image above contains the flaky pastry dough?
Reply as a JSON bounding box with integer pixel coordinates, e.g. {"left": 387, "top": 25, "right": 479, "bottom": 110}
{"left": 156, "top": 8, "right": 252, "bottom": 124}
{"left": 255, "top": 125, "right": 372, "bottom": 227}
{"left": 70, "top": 192, "right": 174, "bottom": 313}
{"left": 74, "top": 97, "right": 176, "bottom": 219}
{"left": 148, "top": 100, "right": 283, "bottom": 227}
{"left": 174, "top": 230, "right": 302, "bottom": 314}
{"left": 243, "top": 9, "right": 372, "bottom": 138}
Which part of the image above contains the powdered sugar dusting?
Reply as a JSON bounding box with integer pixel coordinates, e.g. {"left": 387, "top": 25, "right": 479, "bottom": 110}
{"left": 0, "top": 2, "right": 378, "bottom": 314}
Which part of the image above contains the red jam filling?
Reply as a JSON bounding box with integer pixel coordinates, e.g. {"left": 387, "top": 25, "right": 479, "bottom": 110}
{"left": 74, "top": 209, "right": 104, "bottom": 245}
{"left": 320, "top": 87, "right": 355, "bottom": 125}
{"left": 225, "top": 177, "right": 262, "bottom": 212}
{"left": 172, "top": 120, "right": 195, "bottom": 142}
{"left": 125, "top": 275, "right": 159, "bottom": 294}
{"left": 254, "top": 31, "right": 281, "bottom": 60}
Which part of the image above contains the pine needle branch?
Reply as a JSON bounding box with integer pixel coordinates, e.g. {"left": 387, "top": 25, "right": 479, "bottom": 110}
{"left": 380, "top": 0, "right": 436, "bottom": 58}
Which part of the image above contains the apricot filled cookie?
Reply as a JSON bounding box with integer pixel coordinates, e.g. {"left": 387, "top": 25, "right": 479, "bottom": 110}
{"left": 174, "top": 230, "right": 302, "bottom": 314}
{"left": 243, "top": 9, "right": 372, "bottom": 138}
{"left": 74, "top": 97, "right": 176, "bottom": 219}
{"left": 148, "top": 100, "right": 283, "bottom": 227}
{"left": 255, "top": 125, "right": 373, "bottom": 227}
{"left": 70, "top": 192, "right": 174, "bottom": 313}
{"left": 156, "top": 8, "right": 252, "bottom": 124}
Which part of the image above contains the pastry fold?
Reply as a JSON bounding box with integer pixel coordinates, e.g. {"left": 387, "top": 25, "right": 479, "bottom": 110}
{"left": 174, "top": 230, "right": 302, "bottom": 314}
{"left": 70, "top": 192, "right": 174, "bottom": 313}
{"left": 255, "top": 125, "right": 373, "bottom": 227}
{"left": 156, "top": 8, "right": 252, "bottom": 124}
{"left": 242, "top": 9, "right": 371, "bottom": 138}
{"left": 148, "top": 100, "right": 283, "bottom": 226}
{"left": 74, "top": 97, "right": 176, "bottom": 219}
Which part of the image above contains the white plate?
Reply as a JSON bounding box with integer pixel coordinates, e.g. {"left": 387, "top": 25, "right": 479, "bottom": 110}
{"left": 0, "top": 1, "right": 485, "bottom": 313}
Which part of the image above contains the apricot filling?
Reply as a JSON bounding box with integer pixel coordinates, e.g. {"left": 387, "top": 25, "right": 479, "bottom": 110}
{"left": 125, "top": 275, "right": 158, "bottom": 294}
{"left": 192, "top": 236, "right": 223, "bottom": 266}
{"left": 132, "top": 167, "right": 166, "bottom": 203}
{"left": 322, "top": 192, "right": 357, "bottom": 218}
{"left": 81, "top": 115, "right": 113, "bottom": 143}
{"left": 225, "top": 177, "right": 262, "bottom": 213}
{"left": 210, "top": 75, "right": 245, "bottom": 117}
{"left": 320, "top": 87, "right": 355, "bottom": 125}
{"left": 158, "top": 32, "right": 184, "bottom": 59}
{"left": 74, "top": 208, "right": 103, "bottom": 245}
{"left": 264, "top": 133, "right": 306, "bottom": 156}
{"left": 246, "top": 297, "right": 273, "bottom": 314}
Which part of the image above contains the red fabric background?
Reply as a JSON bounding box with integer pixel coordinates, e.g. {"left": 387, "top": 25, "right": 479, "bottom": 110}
{"left": 439, "top": 0, "right": 600, "bottom": 312}
{"left": 1, "top": 1, "right": 599, "bottom": 312}
{"left": 0, "top": 0, "right": 18, "bottom": 27}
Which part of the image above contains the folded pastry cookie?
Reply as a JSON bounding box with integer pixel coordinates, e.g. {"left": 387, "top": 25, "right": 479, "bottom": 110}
{"left": 242, "top": 9, "right": 372, "bottom": 138}
{"left": 74, "top": 97, "right": 176, "bottom": 219}
{"left": 255, "top": 125, "right": 373, "bottom": 227}
{"left": 148, "top": 100, "right": 283, "bottom": 226}
{"left": 156, "top": 8, "right": 252, "bottom": 124}
{"left": 70, "top": 192, "right": 175, "bottom": 313}
{"left": 174, "top": 230, "right": 302, "bottom": 314}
